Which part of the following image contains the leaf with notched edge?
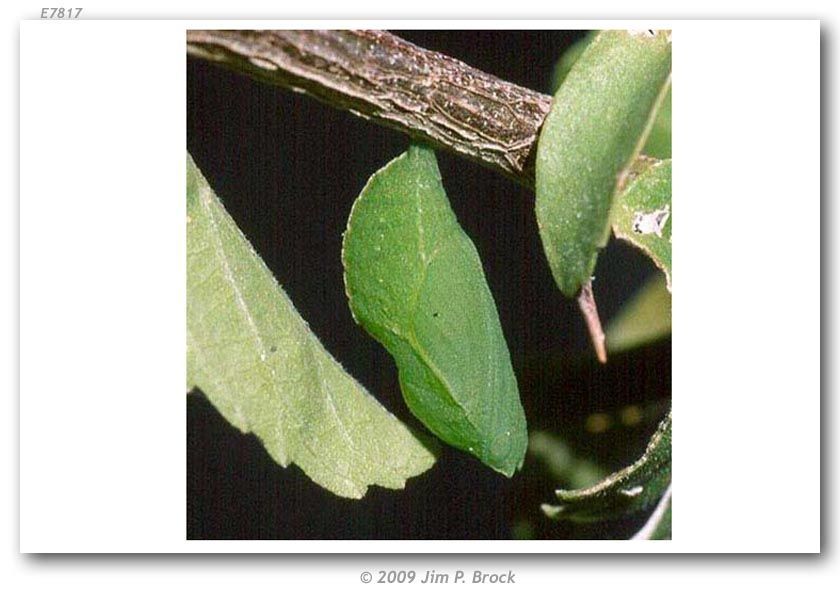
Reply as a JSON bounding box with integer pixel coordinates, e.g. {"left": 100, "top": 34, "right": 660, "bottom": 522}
{"left": 186, "top": 153, "right": 435, "bottom": 499}
{"left": 342, "top": 146, "right": 527, "bottom": 477}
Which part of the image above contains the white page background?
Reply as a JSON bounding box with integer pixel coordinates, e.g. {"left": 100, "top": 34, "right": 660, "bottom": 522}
{"left": 5, "top": 1, "right": 833, "bottom": 596}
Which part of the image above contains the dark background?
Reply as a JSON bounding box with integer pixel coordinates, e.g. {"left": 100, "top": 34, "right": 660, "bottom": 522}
{"left": 186, "top": 30, "right": 671, "bottom": 540}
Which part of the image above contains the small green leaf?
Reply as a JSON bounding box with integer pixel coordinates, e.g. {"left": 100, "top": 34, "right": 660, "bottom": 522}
{"left": 536, "top": 30, "right": 671, "bottom": 297}
{"left": 612, "top": 157, "right": 672, "bottom": 289}
{"left": 187, "top": 153, "right": 435, "bottom": 499}
{"left": 606, "top": 273, "right": 671, "bottom": 352}
{"left": 542, "top": 411, "right": 671, "bottom": 522}
{"left": 342, "top": 146, "right": 527, "bottom": 477}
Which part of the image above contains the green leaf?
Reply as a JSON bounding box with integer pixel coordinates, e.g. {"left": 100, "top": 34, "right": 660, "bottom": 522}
{"left": 186, "top": 153, "right": 435, "bottom": 499}
{"left": 549, "top": 31, "right": 596, "bottom": 92}
{"left": 551, "top": 33, "right": 671, "bottom": 160}
{"left": 536, "top": 30, "right": 672, "bottom": 297}
{"left": 632, "top": 485, "right": 672, "bottom": 540}
{"left": 642, "top": 87, "right": 671, "bottom": 159}
{"left": 342, "top": 146, "right": 527, "bottom": 477}
{"left": 542, "top": 411, "right": 671, "bottom": 522}
{"left": 606, "top": 272, "right": 671, "bottom": 352}
{"left": 612, "top": 157, "right": 672, "bottom": 289}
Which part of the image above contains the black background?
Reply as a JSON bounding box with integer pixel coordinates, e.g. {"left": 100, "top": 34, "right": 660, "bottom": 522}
{"left": 187, "top": 30, "right": 671, "bottom": 540}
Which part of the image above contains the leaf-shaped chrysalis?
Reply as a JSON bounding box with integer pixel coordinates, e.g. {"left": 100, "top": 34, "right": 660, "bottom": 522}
{"left": 342, "top": 146, "right": 527, "bottom": 476}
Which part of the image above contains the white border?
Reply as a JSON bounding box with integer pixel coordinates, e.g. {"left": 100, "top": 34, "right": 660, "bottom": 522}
{"left": 18, "top": 18, "right": 821, "bottom": 554}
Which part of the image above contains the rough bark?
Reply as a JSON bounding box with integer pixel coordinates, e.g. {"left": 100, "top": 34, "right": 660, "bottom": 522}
{"left": 187, "top": 29, "right": 554, "bottom": 189}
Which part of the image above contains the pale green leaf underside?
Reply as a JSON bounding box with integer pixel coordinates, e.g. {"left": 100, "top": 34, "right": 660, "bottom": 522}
{"left": 186, "top": 153, "right": 435, "bottom": 499}
{"left": 612, "top": 158, "right": 672, "bottom": 290}
{"left": 542, "top": 412, "right": 671, "bottom": 523}
{"left": 342, "top": 146, "right": 527, "bottom": 477}
{"left": 606, "top": 273, "right": 671, "bottom": 352}
{"left": 536, "top": 29, "right": 672, "bottom": 297}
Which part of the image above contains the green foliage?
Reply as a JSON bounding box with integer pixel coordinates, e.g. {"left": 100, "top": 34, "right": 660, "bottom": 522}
{"left": 551, "top": 32, "right": 671, "bottom": 160}
{"left": 187, "top": 31, "right": 673, "bottom": 536}
{"left": 612, "top": 158, "right": 672, "bottom": 289}
{"left": 186, "top": 153, "right": 435, "bottom": 499}
{"left": 550, "top": 31, "right": 596, "bottom": 92}
{"left": 642, "top": 88, "right": 672, "bottom": 159}
{"left": 539, "top": 33, "right": 673, "bottom": 536}
{"left": 542, "top": 412, "right": 671, "bottom": 523}
{"left": 536, "top": 30, "right": 672, "bottom": 296}
{"left": 632, "top": 486, "right": 672, "bottom": 540}
{"left": 606, "top": 273, "right": 671, "bottom": 352}
{"left": 342, "top": 146, "right": 527, "bottom": 476}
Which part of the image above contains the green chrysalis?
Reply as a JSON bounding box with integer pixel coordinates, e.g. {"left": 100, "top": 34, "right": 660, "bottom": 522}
{"left": 342, "top": 146, "right": 527, "bottom": 476}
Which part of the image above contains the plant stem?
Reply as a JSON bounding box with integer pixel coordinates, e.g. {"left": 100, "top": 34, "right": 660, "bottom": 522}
{"left": 577, "top": 281, "right": 607, "bottom": 363}
{"left": 187, "top": 29, "right": 555, "bottom": 189}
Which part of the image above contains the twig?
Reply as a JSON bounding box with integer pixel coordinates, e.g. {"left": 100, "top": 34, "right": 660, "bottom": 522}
{"left": 577, "top": 281, "right": 607, "bottom": 363}
{"left": 187, "top": 29, "right": 553, "bottom": 189}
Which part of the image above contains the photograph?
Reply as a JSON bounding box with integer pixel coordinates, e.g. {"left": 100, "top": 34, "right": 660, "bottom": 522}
{"left": 12, "top": 6, "right": 828, "bottom": 597}
{"left": 185, "top": 29, "right": 672, "bottom": 540}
